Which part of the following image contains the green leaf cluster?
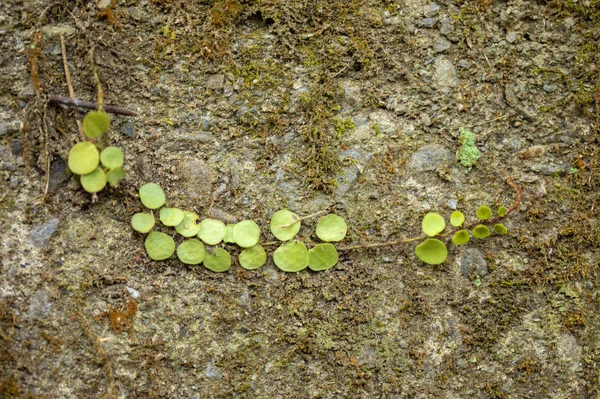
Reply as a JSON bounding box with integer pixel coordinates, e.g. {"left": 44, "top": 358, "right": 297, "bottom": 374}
{"left": 67, "top": 111, "right": 125, "bottom": 193}
{"left": 415, "top": 205, "right": 509, "bottom": 265}
{"left": 271, "top": 211, "right": 346, "bottom": 272}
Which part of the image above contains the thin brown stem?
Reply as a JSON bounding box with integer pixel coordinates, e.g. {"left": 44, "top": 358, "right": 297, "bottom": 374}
{"left": 60, "top": 34, "right": 84, "bottom": 139}
{"left": 90, "top": 46, "right": 104, "bottom": 111}
{"left": 48, "top": 95, "right": 137, "bottom": 116}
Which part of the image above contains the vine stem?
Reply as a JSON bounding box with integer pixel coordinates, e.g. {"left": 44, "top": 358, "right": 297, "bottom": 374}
{"left": 263, "top": 175, "right": 522, "bottom": 251}
{"left": 277, "top": 207, "right": 333, "bottom": 229}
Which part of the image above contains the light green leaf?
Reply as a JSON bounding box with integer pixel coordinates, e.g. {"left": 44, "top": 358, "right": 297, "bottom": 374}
{"left": 450, "top": 211, "right": 465, "bottom": 227}
{"left": 144, "top": 231, "right": 175, "bottom": 260}
{"left": 472, "top": 225, "right": 491, "bottom": 239}
{"left": 308, "top": 243, "right": 338, "bottom": 271}
{"left": 175, "top": 211, "right": 201, "bottom": 237}
{"left": 239, "top": 245, "right": 267, "bottom": 270}
{"left": 68, "top": 142, "right": 99, "bottom": 175}
{"left": 273, "top": 241, "right": 308, "bottom": 272}
{"left": 100, "top": 146, "right": 124, "bottom": 169}
{"left": 160, "top": 208, "right": 185, "bottom": 227}
{"left": 415, "top": 238, "right": 448, "bottom": 265}
{"left": 203, "top": 248, "right": 231, "bottom": 272}
{"left": 270, "top": 209, "right": 301, "bottom": 241}
{"left": 139, "top": 183, "right": 166, "bottom": 209}
{"left": 177, "top": 239, "right": 205, "bottom": 265}
{"left": 83, "top": 111, "right": 110, "bottom": 139}
{"left": 223, "top": 224, "right": 236, "bottom": 244}
{"left": 422, "top": 213, "right": 446, "bottom": 237}
{"left": 315, "top": 214, "right": 347, "bottom": 242}
{"left": 476, "top": 205, "right": 492, "bottom": 220}
{"left": 233, "top": 220, "right": 261, "bottom": 248}
{"left": 81, "top": 167, "right": 107, "bottom": 193}
{"left": 493, "top": 224, "right": 508, "bottom": 234}
{"left": 498, "top": 206, "right": 507, "bottom": 217}
{"left": 131, "top": 213, "right": 155, "bottom": 233}
{"left": 106, "top": 167, "right": 124, "bottom": 187}
{"left": 198, "top": 218, "right": 226, "bottom": 245}
{"left": 452, "top": 230, "right": 470, "bottom": 245}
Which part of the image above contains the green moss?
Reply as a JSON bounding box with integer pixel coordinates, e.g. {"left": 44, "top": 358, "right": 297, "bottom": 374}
{"left": 333, "top": 117, "right": 355, "bottom": 137}
{"left": 456, "top": 128, "right": 481, "bottom": 170}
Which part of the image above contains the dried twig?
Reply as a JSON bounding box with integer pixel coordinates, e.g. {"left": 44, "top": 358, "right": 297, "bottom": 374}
{"left": 60, "top": 33, "right": 84, "bottom": 139}
{"left": 48, "top": 95, "right": 137, "bottom": 116}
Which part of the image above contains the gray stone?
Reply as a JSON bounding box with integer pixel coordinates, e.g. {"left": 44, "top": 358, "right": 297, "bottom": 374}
{"left": 336, "top": 148, "right": 373, "bottom": 198}
{"left": 433, "top": 36, "right": 451, "bottom": 53}
{"left": 424, "top": 3, "right": 440, "bottom": 17}
{"left": 440, "top": 18, "right": 455, "bottom": 35}
{"left": 205, "top": 360, "right": 222, "bottom": 379}
{"left": 407, "top": 144, "right": 452, "bottom": 172}
{"left": 29, "top": 218, "right": 60, "bottom": 249}
{"left": 181, "top": 159, "right": 218, "bottom": 198}
{"left": 457, "top": 59, "right": 471, "bottom": 69}
{"left": 422, "top": 18, "right": 438, "bottom": 28}
{"left": 506, "top": 31, "right": 517, "bottom": 43}
{"left": 504, "top": 85, "right": 520, "bottom": 108}
{"left": 460, "top": 248, "right": 488, "bottom": 278}
{"left": 205, "top": 74, "right": 225, "bottom": 90}
{"left": 432, "top": 57, "right": 458, "bottom": 88}
{"left": 29, "top": 289, "right": 52, "bottom": 320}
{"left": 97, "top": 0, "right": 111, "bottom": 10}
{"left": 122, "top": 120, "right": 135, "bottom": 137}
{"left": 543, "top": 84, "right": 557, "bottom": 93}
{"left": 556, "top": 333, "right": 582, "bottom": 372}
{"left": 129, "top": 7, "right": 145, "bottom": 21}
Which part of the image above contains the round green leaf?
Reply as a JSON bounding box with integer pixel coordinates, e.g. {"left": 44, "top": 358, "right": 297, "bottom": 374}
{"left": 422, "top": 213, "right": 446, "bottom": 237}
{"left": 83, "top": 111, "right": 110, "bottom": 139}
{"left": 233, "top": 220, "right": 261, "bottom": 248}
{"left": 493, "top": 224, "right": 508, "bottom": 234}
{"left": 223, "top": 224, "right": 236, "bottom": 244}
{"left": 204, "top": 248, "right": 231, "bottom": 272}
{"left": 106, "top": 166, "right": 124, "bottom": 187}
{"left": 144, "top": 231, "right": 175, "bottom": 260}
{"left": 139, "top": 183, "right": 166, "bottom": 209}
{"left": 80, "top": 167, "right": 107, "bottom": 193}
{"left": 476, "top": 205, "right": 492, "bottom": 220}
{"left": 131, "top": 213, "right": 155, "bottom": 233}
{"left": 239, "top": 245, "right": 267, "bottom": 270}
{"left": 177, "top": 239, "right": 205, "bottom": 265}
{"left": 315, "top": 214, "right": 347, "bottom": 242}
{"left": 198, "top": 219, "right": 226, "bottom": 245}
{"left": 452, "top": 230, "right": 470, "bottom": 245}
{"left": 308, "top": 243, "right": 338, "bottom": 271}
{"left": 415, "top": 238, "right": 448, "bottom": 265}
{"left": 100, "top": 146, "right": 124, "bottom": 169}
{"left": 472, "top": 225, "right": 491, "bottom": 239}
{"left": 270, "top": 209, "right": 301, "bottom": 241}
{"left": 160, "top": 208, "right": 185, "bottom": 227}
{"left": 175, "top": 211, "right": 201, "bottom": 237}
{"left": 68, "top": 142, "right": 100, "bottom": 175}
{"left": 498, "top": 206, "right": 507, "bottom": 217}
{"left": 450, "top": 211, "right": 465, "bottom": 227}
{"left": 273, "top": 241, "right": 309, "bottom": 272}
